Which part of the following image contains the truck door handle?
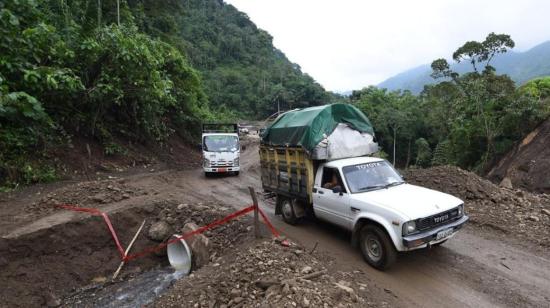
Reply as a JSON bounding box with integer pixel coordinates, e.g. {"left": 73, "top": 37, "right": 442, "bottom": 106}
{"left": 350, "top": 207, "right": 360, "bottom": 212}
{"left": 318, "top": 190, "right": 324, "bottom": 194}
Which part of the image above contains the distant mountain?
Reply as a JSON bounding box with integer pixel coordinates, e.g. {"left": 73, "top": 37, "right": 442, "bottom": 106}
{"left": 378, "top": 41, "right": 550, "bottom": 93}
{"left": 335, "top": 90, "right": 353, "bottom": 97}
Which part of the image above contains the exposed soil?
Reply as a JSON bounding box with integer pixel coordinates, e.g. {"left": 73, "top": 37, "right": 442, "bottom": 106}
{"left": 488, "top": 118, "right": 550, "bottom": 193}
{"left": 404, "top": 165, "right": 550, "bottom": 248}
{"left": 0, "top": 206, "right": 161, "bottom": 307}
{"left": 49, "top": 133, "right": 202, "bottom": 182}
{"left": 0, "top": 200, "right": 250, "bottom": 307}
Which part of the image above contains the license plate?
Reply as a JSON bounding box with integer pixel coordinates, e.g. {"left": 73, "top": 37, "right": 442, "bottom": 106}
{"left": 218, "top": 168, "right": 227, "bottom": 172}
{"left": 436, "top": 228, "right": 453, "bottom": 240}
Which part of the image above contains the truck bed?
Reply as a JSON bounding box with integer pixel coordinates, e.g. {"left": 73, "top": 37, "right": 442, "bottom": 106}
{"left": 259, "top": 145, "right": 315, "bottom": 203}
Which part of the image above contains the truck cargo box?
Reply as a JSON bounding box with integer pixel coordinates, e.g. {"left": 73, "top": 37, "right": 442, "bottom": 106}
{"left": 260, "top": 103, "right": 377, "bottom": 160}
{"left": 260, "top": 103, "right": 378, "bottom": 203}
{"left": 260, "top": 146, "right": 314, "bottom": 203}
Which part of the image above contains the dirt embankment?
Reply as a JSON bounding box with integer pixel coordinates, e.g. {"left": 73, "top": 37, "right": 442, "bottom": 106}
{"left": 0, "top": 200, "right": 249, "bottom": 307}
{"left": 488, "top": 118, "right": 550, "bottom": 193}
{"left": 405, "top": 165, "right": 550, "bottom": 247}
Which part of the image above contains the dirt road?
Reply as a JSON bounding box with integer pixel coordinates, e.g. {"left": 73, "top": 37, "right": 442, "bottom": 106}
{"left": 2, "top": 135, "right": 550, "bottom": 307}
{"left": 145, "top": 137, "right": 550, "bottom": 308}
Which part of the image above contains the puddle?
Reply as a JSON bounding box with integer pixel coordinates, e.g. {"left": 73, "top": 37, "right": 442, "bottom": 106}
{"left": 64, "top": 267, "right": 186, "bottom": 307}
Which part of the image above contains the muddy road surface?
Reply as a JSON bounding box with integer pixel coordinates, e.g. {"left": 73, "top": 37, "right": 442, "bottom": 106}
{"left": 2, "top": 135, "right": 549, "bottom": 307}
{"left": 120, "top": 137, "right": 550, "bottom": 308}
{"left": 145, "top": 137, "right": 550, "bottom": 308}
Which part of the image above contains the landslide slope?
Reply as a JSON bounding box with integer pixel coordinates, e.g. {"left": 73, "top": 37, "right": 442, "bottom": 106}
{"left": 488, "top": 118, "right": 550, "bottom": 193}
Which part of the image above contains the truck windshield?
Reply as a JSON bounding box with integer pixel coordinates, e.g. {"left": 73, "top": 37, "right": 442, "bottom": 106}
{"left": 342, "top": 161, "right": 404, "bottom": 193}
{"left": 203, "top": 135, "right": 239, "bottom": 152}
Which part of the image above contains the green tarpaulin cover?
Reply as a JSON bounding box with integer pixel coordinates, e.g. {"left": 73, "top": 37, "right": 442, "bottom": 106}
{"left": 261, "top": 103, "right": 374, "bottom": 152}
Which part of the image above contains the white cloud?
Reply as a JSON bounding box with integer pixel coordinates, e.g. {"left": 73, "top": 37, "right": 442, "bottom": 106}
{"left": 225, "top": 0, "right": 550, "bottom": 91}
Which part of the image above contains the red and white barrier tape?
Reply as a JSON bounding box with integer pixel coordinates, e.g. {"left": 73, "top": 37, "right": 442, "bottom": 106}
{"left": 58, "top": 202, "right": 282, "bottom": 262}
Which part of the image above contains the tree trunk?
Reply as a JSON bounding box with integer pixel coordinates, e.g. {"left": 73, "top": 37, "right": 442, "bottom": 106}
{"left": 393, "top": 129, "right": 397, "bottom": 166}
{"left": 405, "top": 138, "right": 412, "bottom": 169}
{"left": 97, "top": 0, "right": 101, "bottom": 27}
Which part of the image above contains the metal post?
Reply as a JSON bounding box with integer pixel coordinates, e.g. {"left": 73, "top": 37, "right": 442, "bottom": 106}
{"left": 248, "top": 187, "right": 260, "bottom": 238}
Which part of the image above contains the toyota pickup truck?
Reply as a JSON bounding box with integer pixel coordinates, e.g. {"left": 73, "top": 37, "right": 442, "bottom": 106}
{"left": 259, "top": 104, "right": 468, "bottom": 270}
{"left": 260, "top": 148, "right": 468, "bottom": 270}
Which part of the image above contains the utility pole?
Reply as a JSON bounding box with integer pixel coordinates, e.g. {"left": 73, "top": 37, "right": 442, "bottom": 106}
{"left": 117, "top": 0, "right": 120, "bottom": 26}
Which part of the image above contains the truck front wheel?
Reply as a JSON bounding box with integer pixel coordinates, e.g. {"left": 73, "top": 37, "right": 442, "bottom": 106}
{"left": 359, "top": 225, "right": 397, "bottom": 270}
{"left": 280, "top": 198, "right": 298, "bottom": 225}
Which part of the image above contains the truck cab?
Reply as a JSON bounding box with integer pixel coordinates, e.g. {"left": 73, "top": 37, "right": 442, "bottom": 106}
{"left": 201, "top": 124, "right": 240, "bottom": 176}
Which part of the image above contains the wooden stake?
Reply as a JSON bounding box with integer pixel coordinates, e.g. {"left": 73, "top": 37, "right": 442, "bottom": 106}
{"left": 112, "top": 219, "right": 146, "bottom": 280}
{"left": 248, "top": 187, "right": 260, "bottom": 238}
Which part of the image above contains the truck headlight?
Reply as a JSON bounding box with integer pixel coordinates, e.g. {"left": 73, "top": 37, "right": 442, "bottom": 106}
{"left": 402, "top": 221, "right": 417, "bottom": 236}
{"left": 457, "top": 204, "right": 464, "bottom": 217}
{"left": 203, "top": 158, "right": 210, "bottom": 167}
{"left": 233, "top": 158, "right": 239, "bottom": 166}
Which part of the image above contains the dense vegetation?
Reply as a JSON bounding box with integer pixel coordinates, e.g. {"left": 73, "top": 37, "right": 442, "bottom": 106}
{"left": 128, "top": 0, "right": 331, "bottom": 118}
{"left": 0, "top": 0, "right": 331, "bottom": 187}
{"left": 352, "top": 34, "right": 550, "bottom": 173}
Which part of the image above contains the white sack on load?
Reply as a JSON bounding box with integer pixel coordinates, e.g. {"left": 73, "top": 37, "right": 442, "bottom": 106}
{"left": 311, "top": 123, "right": 378, "bottom": 160}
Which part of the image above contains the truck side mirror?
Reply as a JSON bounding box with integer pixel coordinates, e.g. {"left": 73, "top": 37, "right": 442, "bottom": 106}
{"left": 197, "top": 143, "right": 202, "bottom": 150}
{"left": 332, "top": 186, "right": 343, "bottom": 195}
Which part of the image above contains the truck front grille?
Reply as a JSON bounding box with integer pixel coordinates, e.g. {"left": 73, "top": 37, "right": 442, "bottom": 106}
{"left": 210, "top": 160, "right": 233, "bottom": 167}
{"left": 417, "top": 207, "right": 461, "bottom": 231}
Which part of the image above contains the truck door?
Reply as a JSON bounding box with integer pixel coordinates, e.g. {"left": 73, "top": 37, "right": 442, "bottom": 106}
{"left": 313, "top": 167, "right": 352, "bottom": 229}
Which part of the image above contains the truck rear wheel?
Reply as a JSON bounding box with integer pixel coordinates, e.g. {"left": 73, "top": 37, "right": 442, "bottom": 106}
{"left": 280, "top": 198, "right": 298, "bottom": 225}
{"left": 359, "top": 225, "right": 397, "bottom": 270}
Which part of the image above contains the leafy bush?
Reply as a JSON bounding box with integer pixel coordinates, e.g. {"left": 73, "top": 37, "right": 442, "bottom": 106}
{"left": 414, "top": 138, "right": 432, "bottom": 167}
{"left": 0, "top": 0, "right": 207, "bottom": 187}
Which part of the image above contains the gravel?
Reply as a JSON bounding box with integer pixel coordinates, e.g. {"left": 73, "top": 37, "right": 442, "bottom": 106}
{"left": 154, "top": 240, "right": 374, "bottom": 307}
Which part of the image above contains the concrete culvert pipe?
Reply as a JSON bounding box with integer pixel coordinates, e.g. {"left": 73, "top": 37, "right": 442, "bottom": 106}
{"left": 167, "top": 235, "right": 192, "bottom": 274}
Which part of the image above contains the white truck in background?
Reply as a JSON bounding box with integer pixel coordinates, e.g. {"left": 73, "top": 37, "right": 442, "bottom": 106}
{"left": 201, "top": 124, "right": 240, "bottom": 176}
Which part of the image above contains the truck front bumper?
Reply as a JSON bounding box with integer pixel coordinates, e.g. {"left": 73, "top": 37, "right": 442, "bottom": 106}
{"left": 402, "top": 215, "right": 469, "bottom": 248}
{"left": 204, "top": 166, "right": 240, "bottom": 173}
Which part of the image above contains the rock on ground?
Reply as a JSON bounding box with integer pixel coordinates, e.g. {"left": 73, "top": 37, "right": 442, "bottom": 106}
{"left": 148, "top": 221, "right": 172, "bottom": 242}
{"left": 182, "top": 222, "right": 210, "bottom": 269}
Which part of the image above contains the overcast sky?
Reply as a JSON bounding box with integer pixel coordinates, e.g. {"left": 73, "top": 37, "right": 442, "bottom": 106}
{"left": 225, "top": 0, "right": 550, "bottom": 92}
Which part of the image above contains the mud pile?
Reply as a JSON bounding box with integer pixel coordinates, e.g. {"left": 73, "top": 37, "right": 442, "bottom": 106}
{"left": 155, "top": 240, "right": 375, "bottom": 308}
{"left": 23, "top": 178, "right": 145, "bottom": 219}
{"left": 405, "top": 166, "right": 550, "bottom": 247}
{"left": 488, "top": 118, "right": 550, "bottom": 193}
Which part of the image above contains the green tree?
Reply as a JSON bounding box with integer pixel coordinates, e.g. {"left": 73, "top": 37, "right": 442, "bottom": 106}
{"left": 414, "top": 138, "right": 432, "bottom": 167}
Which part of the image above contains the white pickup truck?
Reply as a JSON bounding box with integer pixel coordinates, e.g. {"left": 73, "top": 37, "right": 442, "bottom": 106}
{"left": 260, "top": 148, "right": 469, "bottom": 270}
